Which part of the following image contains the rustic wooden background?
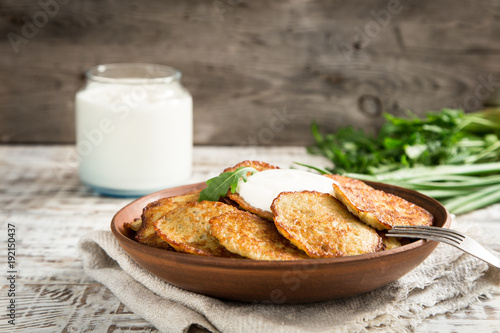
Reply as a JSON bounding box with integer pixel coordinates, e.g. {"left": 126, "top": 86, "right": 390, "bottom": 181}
{"left": 1, "top": 0, "right": 500, "bottom": 145}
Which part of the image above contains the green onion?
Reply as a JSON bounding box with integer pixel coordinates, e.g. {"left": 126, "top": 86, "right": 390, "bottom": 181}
{"left": 307, "top": 108, "right": 500, "bottom": 214}
{"left": 443, "top": 184, "right": 500, "bottom": 214}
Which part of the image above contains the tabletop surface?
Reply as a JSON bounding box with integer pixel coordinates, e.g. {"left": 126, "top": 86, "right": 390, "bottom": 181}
{"left": 0, "top": 145, "right": 499, "bottom": 333}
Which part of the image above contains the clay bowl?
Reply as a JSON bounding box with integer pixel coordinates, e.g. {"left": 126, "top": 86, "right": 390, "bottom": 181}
{"left": 111, "top": 181, "right": 451, "bottom": 304}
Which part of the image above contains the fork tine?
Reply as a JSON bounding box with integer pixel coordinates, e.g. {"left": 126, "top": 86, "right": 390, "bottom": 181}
{"left": 392, "top": 225, "right": 466, "bottom": 239}
{"left": 386, "top": 231, "right": 460, "bottom": 247}
{"left": 388, "top": 226, "right": 462, "bottom": 244}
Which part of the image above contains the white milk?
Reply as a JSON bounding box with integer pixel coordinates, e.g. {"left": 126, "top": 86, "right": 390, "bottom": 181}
{"left": 75, "top": 65, "right": 192, "bottom": 196}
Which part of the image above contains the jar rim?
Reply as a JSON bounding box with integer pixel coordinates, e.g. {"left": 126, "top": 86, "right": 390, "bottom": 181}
{"left": 85, "top": 63, "right": 182, "bottom": 84}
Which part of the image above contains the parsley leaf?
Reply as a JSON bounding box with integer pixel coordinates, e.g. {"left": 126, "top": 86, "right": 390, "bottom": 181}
{"left": 199, "top": 167, "right": 257, "bottom": 202}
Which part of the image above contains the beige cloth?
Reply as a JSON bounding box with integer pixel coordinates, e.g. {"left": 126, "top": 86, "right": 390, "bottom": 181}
{"left": 79, "top": 221, "right": 500, "bottom": 333}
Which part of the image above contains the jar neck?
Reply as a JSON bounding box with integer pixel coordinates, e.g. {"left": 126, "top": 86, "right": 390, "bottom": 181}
{"left": 85, "top": 63, "right": 181, "bottom": 85}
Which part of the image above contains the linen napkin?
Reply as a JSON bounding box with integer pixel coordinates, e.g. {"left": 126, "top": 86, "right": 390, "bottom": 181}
{"left": 79, "top": 219, "right": 500, "bottom": 333}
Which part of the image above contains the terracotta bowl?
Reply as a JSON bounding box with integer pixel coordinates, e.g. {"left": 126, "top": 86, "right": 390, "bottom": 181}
{"left": 111, "top": 181, "right": 451, "bottom": 304}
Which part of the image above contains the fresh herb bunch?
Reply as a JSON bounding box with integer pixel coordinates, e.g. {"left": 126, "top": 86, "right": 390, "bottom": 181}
{"left": 307, "top": 108, "right": 500, "bottom": 214}
{"left": 309, "top": 108, "right": 500, "bottom": 175}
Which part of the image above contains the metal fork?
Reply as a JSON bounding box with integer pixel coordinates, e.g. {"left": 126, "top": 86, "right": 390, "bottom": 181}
{"left": 386, "top": 225, "right": 500, "bottom": 269}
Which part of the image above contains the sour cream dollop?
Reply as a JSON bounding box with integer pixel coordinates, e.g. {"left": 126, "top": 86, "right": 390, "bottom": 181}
{"left": 236, "top": 169, "right": 339, "bottom": 212}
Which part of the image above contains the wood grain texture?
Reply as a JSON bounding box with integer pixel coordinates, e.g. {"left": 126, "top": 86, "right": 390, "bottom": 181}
{"left": 0, "top": 145, "right": 499, "bottom": 332}
{"left": 1, "top": 0, "right": 500, "bottom": 144}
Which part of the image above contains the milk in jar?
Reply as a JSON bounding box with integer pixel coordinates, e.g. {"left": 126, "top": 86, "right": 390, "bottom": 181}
{"left": 75, "top": 64, "right": 192, "bottom": 196}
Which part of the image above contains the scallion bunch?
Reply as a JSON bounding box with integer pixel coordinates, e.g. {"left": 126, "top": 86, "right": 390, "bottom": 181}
{"left": 308, "top": 108, "right": 500, "bottom": 214}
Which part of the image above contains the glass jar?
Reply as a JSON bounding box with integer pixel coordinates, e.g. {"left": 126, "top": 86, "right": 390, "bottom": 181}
{"left": 75, "top": 63, "right": 193, "bottom": 196}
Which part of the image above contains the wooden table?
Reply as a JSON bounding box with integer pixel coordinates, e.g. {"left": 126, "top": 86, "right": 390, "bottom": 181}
{"left": 1, "top": 145, "right": 499, "bottom": 332}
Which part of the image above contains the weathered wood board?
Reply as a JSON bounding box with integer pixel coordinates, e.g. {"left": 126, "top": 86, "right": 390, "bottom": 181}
{"left": 1, "top": 0, "right": 500, "bottom": 144}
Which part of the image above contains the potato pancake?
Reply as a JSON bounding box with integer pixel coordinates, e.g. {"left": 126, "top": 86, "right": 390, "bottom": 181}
{"left": 210, "top": 211, "right": 309, "bottom": 260}
{"left": 222, "top": 160, "right": 280, "bottom": 173}
{"left": 154, "top": 201, "right": 242, "bottom": 258}
{"left": 272, "top": 191, "right": 382, "bottom": 258}
{"left": 323, "top": 174, "right": 373, "bottom": 190}
{"left": 136, "top": 191, "right": 200, "bottom": 250}
{"left": 224, "top": 160, "right": 280, "bottom": 221}
{"left": 332, "top": 181, "right": 434, "bottom": 230}
{"left": 378, "top": 231, "right": 402, "bottom": 250}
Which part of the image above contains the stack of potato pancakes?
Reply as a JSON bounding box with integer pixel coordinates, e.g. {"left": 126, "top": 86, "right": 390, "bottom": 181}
{"left": 126, "top": 161, "right": 433, "bottom": 260}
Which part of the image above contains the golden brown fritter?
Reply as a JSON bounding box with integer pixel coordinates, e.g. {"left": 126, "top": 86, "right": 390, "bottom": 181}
{"left": 154, "top": 201, "right": 242, "bottom": 258}
{"left": 210, "top": 211, "right": 309, "bottom": 260}
{"left": 136, "top": 191, "right": 200, "bottom": 250}
{"left": 377, "top": 231, "right": 402, "bottom": 250}
{"left": 332, "top": 182, "right": 434, "bottom": 230}
{"left": 224, "top": 160, "right": 280, "bottom": 221}
{"left": 222, "top": 160, "right": 280, "bottom": 173}
{"left": 323, "top": 174, "right": 373, "bottom": 190}
{"left": 271, "top": 191, "right": 382, "bottom": 258}
{"left": 124, "top": 218, "right": 142, "bottom": 232}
